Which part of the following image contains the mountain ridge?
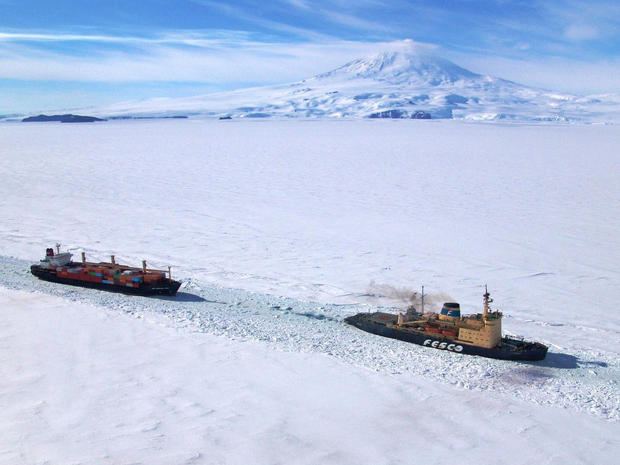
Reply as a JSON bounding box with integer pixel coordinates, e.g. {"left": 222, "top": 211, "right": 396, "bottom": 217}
{"left": 61, "top": 48, "right": 620, "bottom": 123}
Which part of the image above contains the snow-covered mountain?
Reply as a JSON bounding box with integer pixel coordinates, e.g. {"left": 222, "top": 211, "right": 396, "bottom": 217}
{"left": 99, "top": 48, "right": 619, "bottom": 122}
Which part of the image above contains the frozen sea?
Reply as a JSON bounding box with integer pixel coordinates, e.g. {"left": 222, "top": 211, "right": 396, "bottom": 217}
{"left": 1, "top": 119, "right": 619, "bottom": 464}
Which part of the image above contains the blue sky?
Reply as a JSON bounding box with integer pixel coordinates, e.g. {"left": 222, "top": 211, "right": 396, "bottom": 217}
{"left": 1, "top": 0, "right": 618, "bottom": 113}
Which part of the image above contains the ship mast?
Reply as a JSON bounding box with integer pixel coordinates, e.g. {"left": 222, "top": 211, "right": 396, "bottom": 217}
{"left": 483, "top": 284, "right": 492, "bottom": 319}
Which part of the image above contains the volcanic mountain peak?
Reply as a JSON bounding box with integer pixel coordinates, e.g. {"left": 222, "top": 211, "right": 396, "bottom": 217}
{"left": 79, "top": 42, "right": 619, "bottom": 123}
{"left": 315, "top": 49, "right": 480, "bottom": 86}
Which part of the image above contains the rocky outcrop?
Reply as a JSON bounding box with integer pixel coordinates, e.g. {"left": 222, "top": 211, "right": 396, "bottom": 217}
{"left": 22, "top": 114, "right": 105, "bottom": 123}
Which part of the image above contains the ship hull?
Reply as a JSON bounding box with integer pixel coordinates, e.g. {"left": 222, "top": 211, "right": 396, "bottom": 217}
{"left": 345, "top": 312, "right": 548, "bottom": 361}
{"left": 31, "top": 265, "right": 182, "bottom": 296}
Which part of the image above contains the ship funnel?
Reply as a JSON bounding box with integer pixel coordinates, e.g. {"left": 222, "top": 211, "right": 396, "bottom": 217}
{"left": 440, "top": 302, "right": 461, "bottom": 320}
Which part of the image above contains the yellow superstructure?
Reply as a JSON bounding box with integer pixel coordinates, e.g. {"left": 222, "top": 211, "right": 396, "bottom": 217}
{"left": 396, "top": 286, "right": 503, "bottom": 349}
{"left": 456, "top": 314, "right": 502, "bottom": 348}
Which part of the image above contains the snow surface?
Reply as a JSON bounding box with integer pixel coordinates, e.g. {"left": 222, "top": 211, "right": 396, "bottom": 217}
{"left": 83, "top": 49, "right": 620, "bottom": 123}
{"left": 3, "top": 287, "right": 618, "bottom": 465}
{"left": 0, "top": 119, "right": 619, "bottom": 463}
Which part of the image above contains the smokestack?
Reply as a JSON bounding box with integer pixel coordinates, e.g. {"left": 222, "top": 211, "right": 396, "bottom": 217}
{"left": 421, "top": 286, "right": 425, "bottom": 314}
{"left": 81, "top": 252, "right": 86, "bottom": 264}
{"left": 111, "top": 255, "right": 115, "bottom": 265}
{"left": 142, "top": 260, "right": 147, "bottom": 273}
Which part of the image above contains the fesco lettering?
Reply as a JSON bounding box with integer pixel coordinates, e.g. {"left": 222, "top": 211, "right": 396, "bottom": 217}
{"left": 423, "top": 339, "right": 463, "bottom": 352}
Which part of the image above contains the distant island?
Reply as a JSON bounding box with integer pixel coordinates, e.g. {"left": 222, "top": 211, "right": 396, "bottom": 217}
{"left": 22, "top": 114, "right": 105, "bottom": 123}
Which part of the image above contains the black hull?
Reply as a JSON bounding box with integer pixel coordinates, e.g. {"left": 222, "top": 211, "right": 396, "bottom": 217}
{"left": 31, "top": 265, "right": 182, "bottom": 296}
{"left": 345, "top": 313, "right": 548, "bottom": 361}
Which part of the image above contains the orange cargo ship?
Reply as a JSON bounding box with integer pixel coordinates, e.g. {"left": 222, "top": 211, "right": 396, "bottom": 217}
{"left": 31, "top": 244, "right": 182, "bottom": 296}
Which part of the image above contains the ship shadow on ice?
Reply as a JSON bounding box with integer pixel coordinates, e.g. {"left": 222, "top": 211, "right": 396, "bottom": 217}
{"left": 501, "top": 367, "right": 554, "bottom": 385}
{"left": 152, "top": 291, "right": 208, "bottom": 303}
{"left": 520, "top": 352, "right": 578, "bottom": 369}
{"left": 520, "top": 352, "right": 607, "bottom": 369}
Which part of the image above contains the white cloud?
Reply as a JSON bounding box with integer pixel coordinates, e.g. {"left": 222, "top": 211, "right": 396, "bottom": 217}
{"left": 282, "top": 0, "right": 311, "bottom": 10}
{"left": 0, "top": 31, "right": 443, "bottom": 84}
{"left": 0, "top": 37, "right": 433, "bottom": 84}
{"left": 0, "top": 29, "right": 617, "bottom": 96}
{"left": 0, "top": 30, "right": 256, "bottom": 47}
{"left": 543, "top": 0, "right": 620, "bottom": 42}
{"left": 564, "top": 23, "right": 600, "bottom": 41}
{"left": 317, "top": 9, "right": 392, "bottom": 32}
{"left": 448, "top": 52, "right": 620, "bottom": 95}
